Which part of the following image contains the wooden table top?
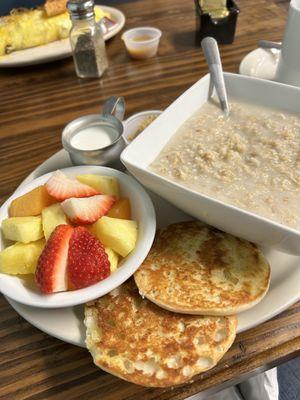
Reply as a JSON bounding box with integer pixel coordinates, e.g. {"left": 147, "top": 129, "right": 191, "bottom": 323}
{"left": 1, "top": 0, "right": 300, "bottom": 399}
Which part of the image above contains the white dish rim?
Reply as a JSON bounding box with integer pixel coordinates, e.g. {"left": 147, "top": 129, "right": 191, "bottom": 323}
{"left": 2, "top": 140, "right": 300, "bottom": 347}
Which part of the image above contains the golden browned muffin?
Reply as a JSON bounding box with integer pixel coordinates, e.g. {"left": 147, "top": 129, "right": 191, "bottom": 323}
{"left": 84, "top": 279, "right": 237, "bottom": 387}
{"left": 135, "top": 221, "right": 270, "bottom": 315}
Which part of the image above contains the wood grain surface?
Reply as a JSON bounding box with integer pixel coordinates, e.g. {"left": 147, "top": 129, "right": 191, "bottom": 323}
{"left": 1, "top": 0, "right": 299, "bottom": 399}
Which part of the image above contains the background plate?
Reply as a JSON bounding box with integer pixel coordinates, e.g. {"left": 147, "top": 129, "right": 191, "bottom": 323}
{"left": 0, "top": 6, "right": 125, "bottom": 67}
{"left": 4, "top": 144, "right": 300, "bottom": 347}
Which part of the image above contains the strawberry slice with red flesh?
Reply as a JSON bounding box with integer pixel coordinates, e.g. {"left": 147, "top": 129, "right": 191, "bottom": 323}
{"left": 61, "top": 194, "right": 115, "bottom": 224}
{"left": 67, "top": 226, "right": 110, "bottom": 290}
{"left": 46, "top": 170, "right": 99, "bottom": 201}
{"left": 35, "top": 224, "right": 74, "bottom": 294}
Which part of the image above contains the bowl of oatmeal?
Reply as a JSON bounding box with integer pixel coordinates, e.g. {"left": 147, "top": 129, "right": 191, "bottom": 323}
{"left": 121, "top": 73, "right": 300, "bottom": 254}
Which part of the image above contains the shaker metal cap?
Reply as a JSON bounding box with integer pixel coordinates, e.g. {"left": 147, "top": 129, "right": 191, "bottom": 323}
{"left": 67, "top": 0, "right": 95, "bottom": 20}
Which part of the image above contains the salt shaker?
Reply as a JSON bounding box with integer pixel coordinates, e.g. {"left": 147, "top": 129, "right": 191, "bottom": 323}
{"left": 67, "top": 0, "right": 108, "bottom": 78}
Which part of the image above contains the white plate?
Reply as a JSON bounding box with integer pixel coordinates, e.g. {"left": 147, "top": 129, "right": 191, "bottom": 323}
{"left": 121, "top": 72, "right": 300, "bottom": 254}
{"left": 239, "top": 47, "right": 280, "bottom": 81}
{"left": 0, "top": 6, "right": 125, "bottom": 68}
{"left": 0, "top": 166, "right": 156, "bottom": 308}
{"left": 4, "top": 148, "right": 300, "bottom": 347}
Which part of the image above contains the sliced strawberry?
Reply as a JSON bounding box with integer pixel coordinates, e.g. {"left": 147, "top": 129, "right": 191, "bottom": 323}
{"left": 35, "top": 224, "right": 74, "bottom": 294}
{"left": 61, "top": 194, "right": 115, "bottom": 224}
{"left": 67, "top": 226, "right": 110, "bottom": 289}
{"left": 46, "top": 170, "right": 99, "bottom": 201}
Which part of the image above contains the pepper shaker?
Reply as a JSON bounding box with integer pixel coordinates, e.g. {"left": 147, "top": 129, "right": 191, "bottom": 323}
{"left": 67, "top": 0, "right": 108, "bottom": 78}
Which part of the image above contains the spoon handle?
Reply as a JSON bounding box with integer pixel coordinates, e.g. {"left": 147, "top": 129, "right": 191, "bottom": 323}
{"left": 201, "top": 37, "right": 230, "bottom": 117}
{"left": 102, "top": 96, "right": 125, "bottom": 121}
{"left": 258, "top": 40, "right": 281, "bottom": 50}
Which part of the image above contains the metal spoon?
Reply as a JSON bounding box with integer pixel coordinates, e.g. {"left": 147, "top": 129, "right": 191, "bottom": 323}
{"left": 201, "top": 37, "right": 230, "bottom": 117}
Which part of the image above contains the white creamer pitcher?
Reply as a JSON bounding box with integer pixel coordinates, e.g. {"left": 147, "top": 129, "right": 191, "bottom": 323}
{"left": 276, "top": 0, "right": 300, "bottom": 86}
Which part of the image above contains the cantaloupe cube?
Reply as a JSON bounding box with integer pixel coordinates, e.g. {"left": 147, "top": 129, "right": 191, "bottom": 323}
{"left": 105, "top": 247, "right": 119, "bottom": 273}
{"left": 42, "top": 203, "right": 68, "bottom": 240}
{"left": 76, "top": 175, "right": 120, "bottom": 199}
{"left": 0, "top": 239, "right": 45, "bottom": 275}
{"left": 2, "top": 216, "right": 44, "bottom": 243}
{"left": 9, "top": 186, "right": 56, "bottom": 217}
{"left": 90, "top": 216, "right": 138, "bottom": 257}
{"left": 107, "top": 198, "right": 131, "bottom": 220}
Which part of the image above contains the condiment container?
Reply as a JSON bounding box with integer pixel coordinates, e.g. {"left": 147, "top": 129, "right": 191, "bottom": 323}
{"left": 122, "top": 27, "right": 162, "bottom": 59}
{"left": 194, "top": 0, "right": 239, "bottom": 45}
{"left": 62, "top": 97, "right": 125, "bottom": 166}
{"left": 67, "top": 0, "right": 108, "bottom": 78}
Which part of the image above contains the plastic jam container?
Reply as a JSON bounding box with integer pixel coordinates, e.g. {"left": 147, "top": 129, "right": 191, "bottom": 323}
{"left": 122, "top": 27, "right": 162, "bottom": 59}
{"left": 194, "top": 0, "right": 239, "bottom": 45}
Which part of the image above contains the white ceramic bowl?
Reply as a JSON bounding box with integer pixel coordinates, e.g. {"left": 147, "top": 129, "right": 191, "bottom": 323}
{"left": 122, "top": 110, "right": 162, "bottom": 145}
{"left": 0, "top": 166, "right": 156, "bottom": 308}
{"left": 121, "top": 72, "right": 300, "bottom": 255}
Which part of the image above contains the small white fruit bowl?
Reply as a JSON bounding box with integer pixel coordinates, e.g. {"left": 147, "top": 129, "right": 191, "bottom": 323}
{"left": 0, "top": 165, "right": 156, "bottom": 308}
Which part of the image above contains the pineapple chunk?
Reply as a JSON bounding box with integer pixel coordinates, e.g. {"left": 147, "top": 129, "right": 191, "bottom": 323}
{"left": 91, "top": 216, "right": 138, "bottom": 257}
{"left": 9, "top": 185, "right": 56, "bottom": 217}
{"left": 42, "top": 203, "right": 68, "bottom": 240}
{"left": 0, "top": 239, "right": 45, "bottom": 275}
{"left": 105, "top": 247, "right": 119, "bottom": 273}
{"left": 108, "top": 198, "right": 131, "bottom": 220}
{"left": 76, "top": 174, "right": 120, "bottom": 199}
{"left": 2, "top": 216, "right": 44, "bottom": 243}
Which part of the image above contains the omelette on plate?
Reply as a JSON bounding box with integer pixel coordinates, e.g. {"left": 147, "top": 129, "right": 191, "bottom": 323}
{"left": 0, "top": 0, "right": 109, "bottom": 56}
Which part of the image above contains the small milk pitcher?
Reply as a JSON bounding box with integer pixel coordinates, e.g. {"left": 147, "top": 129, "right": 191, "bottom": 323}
{"left": 275, "top": 0, "right": 300, "bottom": 86}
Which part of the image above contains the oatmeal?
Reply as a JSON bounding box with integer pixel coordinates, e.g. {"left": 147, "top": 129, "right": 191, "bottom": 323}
{"left": 150, "top": 99, "right": 300, "bottom": 230}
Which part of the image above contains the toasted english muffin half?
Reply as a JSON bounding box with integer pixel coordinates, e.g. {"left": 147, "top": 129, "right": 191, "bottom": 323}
{"left": 84, "top": 279, "right": 237, "bottom": 388}
{"left": 134, "top": 221, "right": 270, "bottom": 316}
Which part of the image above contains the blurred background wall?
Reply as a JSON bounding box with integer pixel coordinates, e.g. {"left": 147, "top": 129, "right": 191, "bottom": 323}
{"left": 0, "top": 1, "right": 44, "bottom": 14}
